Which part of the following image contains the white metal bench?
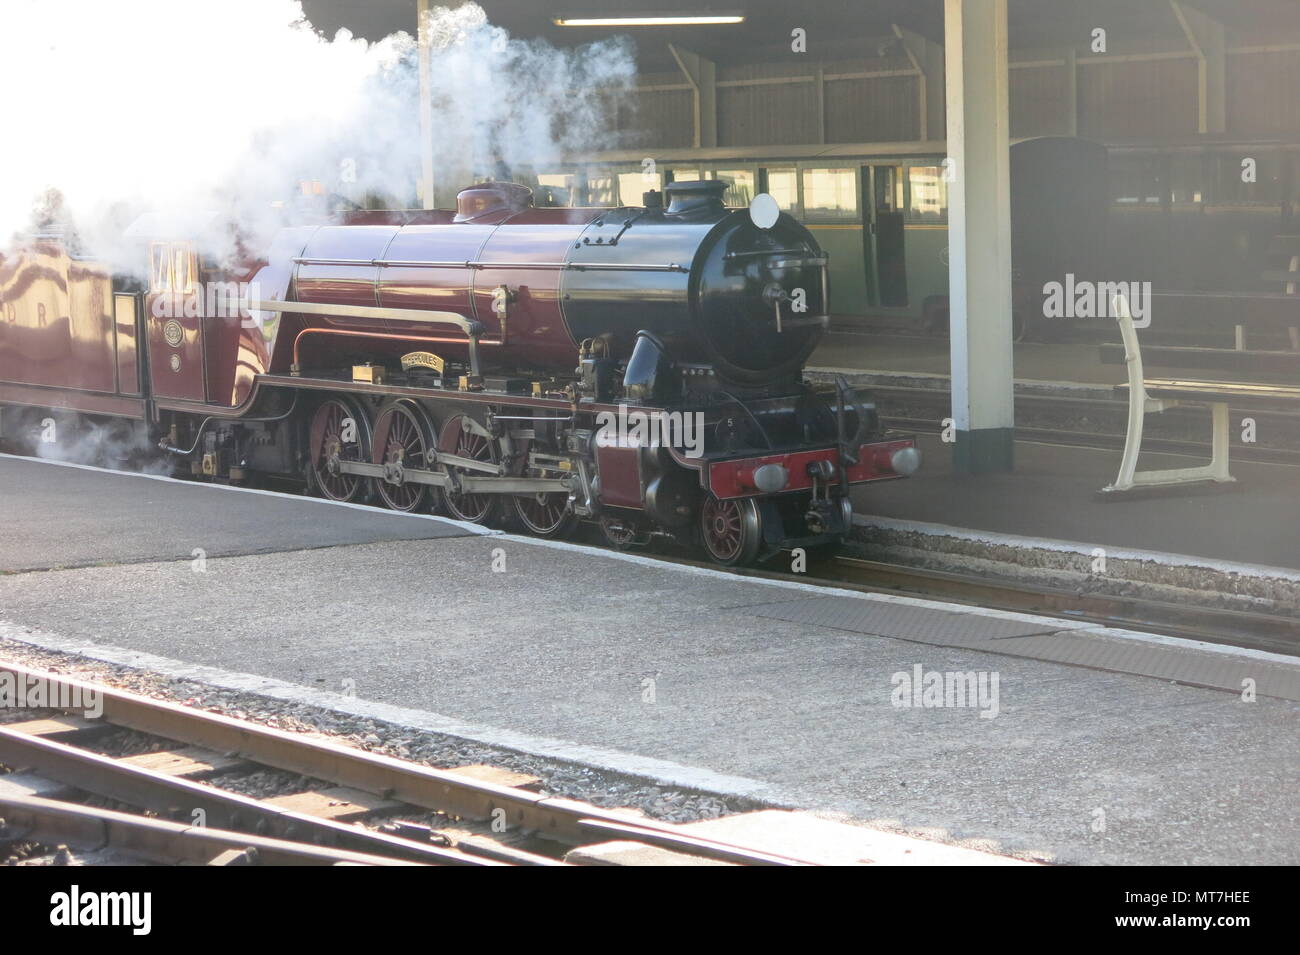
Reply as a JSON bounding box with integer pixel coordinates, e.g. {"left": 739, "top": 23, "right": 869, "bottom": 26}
{"left": 1100, "top": 291, "right": 1300, "bottom": 495}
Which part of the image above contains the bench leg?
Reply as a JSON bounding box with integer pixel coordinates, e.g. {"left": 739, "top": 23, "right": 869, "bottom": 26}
{"left": 1104, "top": 401, "right": 1236, "bottom": 492}
{"left": 1208, "top": 401, "right": 1233, "bottom": 482}
{"left": 1105, "top": 380, "right": 1148, "bottom": 492}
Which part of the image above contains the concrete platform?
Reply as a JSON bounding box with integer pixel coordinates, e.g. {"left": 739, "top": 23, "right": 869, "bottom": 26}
{"left": 849, "top": 433, "right": 1300, "bottom": 572}
{"left": 0, "top": 456, "right": 473, "bottom": 573}
{"left": 1, "top": 453, "right": 1296, "bottom": 865}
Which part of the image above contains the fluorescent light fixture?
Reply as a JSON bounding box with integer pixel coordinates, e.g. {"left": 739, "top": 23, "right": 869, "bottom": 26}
{"left": 553, "top": 13, "right": 745, "bottom": 27}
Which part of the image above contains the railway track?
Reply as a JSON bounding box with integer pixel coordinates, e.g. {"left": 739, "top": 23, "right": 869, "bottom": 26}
{"left": 0, "top": 661, "right": 814, "bottom": 866}
{"left": 684, "top": 553, "right": 1299, "bottom": 658}
{"left": 823, "top": 556, "right": 1298, "bottom": 656}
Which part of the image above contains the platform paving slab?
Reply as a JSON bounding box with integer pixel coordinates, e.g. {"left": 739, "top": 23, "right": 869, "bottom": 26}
{"left": 0, "top": 455, "right": 474, "bottom": 573}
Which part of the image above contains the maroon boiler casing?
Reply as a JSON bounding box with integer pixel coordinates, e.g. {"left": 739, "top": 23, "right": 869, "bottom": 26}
{"left": 261, "top": 180, "right": 827, "bottom": 385}
{"left": 283, "top": 206, "right": 602, "bottom": 374}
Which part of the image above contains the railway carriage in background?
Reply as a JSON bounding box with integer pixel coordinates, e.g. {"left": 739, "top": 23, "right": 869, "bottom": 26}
{"left": 520, "top": 135, "right": 1300, "bottom": 341}
{"left": 0, "top": 179, "right": 920, "bottom": 566}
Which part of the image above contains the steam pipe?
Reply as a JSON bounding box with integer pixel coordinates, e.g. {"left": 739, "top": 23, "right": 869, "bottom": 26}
{"left": 158, "top": 394, "right": 300, "bottom": 456}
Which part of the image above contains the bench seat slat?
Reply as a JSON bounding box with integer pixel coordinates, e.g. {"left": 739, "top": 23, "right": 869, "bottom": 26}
{"left": 1259, "top": 270, "right": 1300, "bottom": 284}
{"left": 1117, "top": 378, "right": 1300, "bottom": 404}
{"left": 1099, "top": 342, "right": 1300, "bottom": 375}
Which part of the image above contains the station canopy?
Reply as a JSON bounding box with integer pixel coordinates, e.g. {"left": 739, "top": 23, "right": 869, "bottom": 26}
{"left": 301, "top": 0, "right": 1300, "bottom": 68}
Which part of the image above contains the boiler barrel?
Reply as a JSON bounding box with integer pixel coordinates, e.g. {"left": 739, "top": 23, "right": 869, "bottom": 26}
{"left": 283, "top": 181, "right": 827, "bottom": 383}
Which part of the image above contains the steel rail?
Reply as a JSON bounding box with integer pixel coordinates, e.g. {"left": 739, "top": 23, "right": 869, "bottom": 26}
{"left": 0, "top": 662, "right": 814, "bottom": 866}
{"left": 0, "top": 793, "right": 427, "bottom": 866}
{"left": 0, "top": 725, "right": 508, "bottom": 865}
{"left": 0, "top": 662, "right": 590, "bottom": 839}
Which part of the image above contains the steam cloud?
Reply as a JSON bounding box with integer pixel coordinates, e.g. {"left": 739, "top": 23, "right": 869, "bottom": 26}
{"left": 33, "top": 416, "right": 168, "bottom": 473}
{"left": 1, "top": 1, "right": 637, "bottom": 272}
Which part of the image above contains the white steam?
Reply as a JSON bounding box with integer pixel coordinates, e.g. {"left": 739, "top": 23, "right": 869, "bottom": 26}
{"left": 419, "top": 3, "right": 637, "bottom": 186}
{"left": 32, "top": 416, "right": 169, "bottom": 474}
{"left": 1, "top": 1, "right": 636, "bottom": 273}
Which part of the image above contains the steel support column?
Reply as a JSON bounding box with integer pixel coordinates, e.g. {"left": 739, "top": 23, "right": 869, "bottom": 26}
{"left": 669, "top": 44, "right": 718, "bottom": 149}
{"left": 1171, "top": 0, "right": 1227, "bottom": 134}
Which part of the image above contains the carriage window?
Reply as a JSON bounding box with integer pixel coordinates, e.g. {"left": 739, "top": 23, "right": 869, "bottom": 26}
{"left": 801, "top": 168, "right": 858, "bottom": 219}
{"left": 535, "top": 173, "right": 576, "bottom": 207}
{"left": 585, "top": 175, "right": 618, "bottom": 207}
{"left": 667, "top": 168, "right": 703, "bottom": 184}
{"left": 764, "top": 167, "right": 798, "bottom": 214}
{"left": 906, "top": 165, "right": 947, "bottom": 223}
{"left": 1110, "top": 155, "right": 1162, "bottom": 204}
{"left": 1212, "top": 153, "right": 1282, "bottom": 204}
{"left": 1168, "top": 155, "right": 1206, "bottom": 205}
{"left": 150, "top": 242, "right": 196, "bottom": 293}
{"left": 1288, "top": 154, "right": 1300, "bottom": 205}
{"left": 618, "top": 171, "right": 661, "bottom": 206}
{"left": 712, "top": 169, "right": 755, "bottom": 207}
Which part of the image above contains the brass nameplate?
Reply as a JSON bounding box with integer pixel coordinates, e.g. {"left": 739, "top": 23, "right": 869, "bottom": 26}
{"left": 401, "top": 351, "right": 445, "bottom": 373}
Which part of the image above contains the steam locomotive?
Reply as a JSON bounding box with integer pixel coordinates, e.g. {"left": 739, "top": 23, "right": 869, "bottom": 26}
{"left": 0, "top": 179, "right": 919, "bottom": 564}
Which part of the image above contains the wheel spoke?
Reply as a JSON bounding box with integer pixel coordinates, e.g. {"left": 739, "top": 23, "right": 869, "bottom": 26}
{"left": 701, "top": 496, "right": 759, "bottom": 564}
{"left": 374, "top": 403, "right": 429, "bottom": 512}
{"left": 509, "top": 438, "right": 573, "bottom": 538}
{"left": 442, "top": 416, "right": 497, "bottom": 524}
{"left": 310, "top": 399, "right": 365, "bottom": 503}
